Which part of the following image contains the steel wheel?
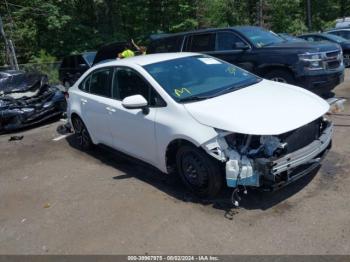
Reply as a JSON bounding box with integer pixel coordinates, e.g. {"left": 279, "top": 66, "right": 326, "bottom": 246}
{"left": 72, "top": 117, "right": 93, "bottom": 150}
{"left": 181, "top": 151, "right": 209, "bottom": 190}
{"left": 176, "top": 145, "right": 223, "bottom": 197}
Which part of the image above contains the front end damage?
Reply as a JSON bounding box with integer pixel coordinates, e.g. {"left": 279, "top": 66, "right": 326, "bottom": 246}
{"left": 0, "top": 78, "right": 67, "bottom": 133}
{"left": 202, "top": 117, "right": 333, "bottom": 191}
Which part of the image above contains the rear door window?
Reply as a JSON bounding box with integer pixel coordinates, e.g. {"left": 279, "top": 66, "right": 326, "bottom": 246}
{"left": 78, "top": 75, "right": 91, "bottom": 92}
{"left": 89, "top": 68, "right": 112, "bottom": 97}
{"left": 186, "top": 33, "right": 215, "bottom": 52}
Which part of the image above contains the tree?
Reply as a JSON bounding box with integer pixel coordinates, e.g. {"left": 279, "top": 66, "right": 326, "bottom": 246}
{"left": 1, "top": 0, "right": 350, "bottom": 65}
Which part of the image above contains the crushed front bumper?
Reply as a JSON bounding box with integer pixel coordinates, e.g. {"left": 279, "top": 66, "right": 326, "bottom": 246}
{"left": 271, "top": 122, "right": 333, "bottom": 175}
{"left": 226, "top": 121, "right": 333, "bottom": 189}
{"left": 259, "top": 122, "right": 333, "bottom": 190}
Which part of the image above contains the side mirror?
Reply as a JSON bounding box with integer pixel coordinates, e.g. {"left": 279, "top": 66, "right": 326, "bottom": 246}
{"left": 122, "top": 95, "right": 149, "bottom": 114}
{"left": 234, "top": 42, "right": 250, "bottom": 50}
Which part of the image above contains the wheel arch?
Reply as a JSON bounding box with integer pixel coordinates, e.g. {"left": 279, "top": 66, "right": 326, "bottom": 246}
{"left": 164, "top": 135, "right": 221, "bottom": 175}
{"left": 70, "top": 112, "right": 81, "bottom": 121}
{"left": 257, "top": 64, "right": 295, "bottom": 78}
{"left": 70, "top": 111, "right": 97, "bottom": 145}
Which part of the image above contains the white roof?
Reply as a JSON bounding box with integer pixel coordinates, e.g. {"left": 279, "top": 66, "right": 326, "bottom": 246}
{"left": 96, "top": 52, "right": 199, "bottom": 67}
{"left": 336, "top": 17, "right": 350, "bottom": 22}
{"left": 327, "top": 28, "right": 350, "bottom": 32}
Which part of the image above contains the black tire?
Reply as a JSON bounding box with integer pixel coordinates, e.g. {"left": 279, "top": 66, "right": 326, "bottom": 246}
{"left": 71, "top": 116, "right": 93, "bottom": 150}
{"left": 264, "top": 69, "right": 295, "bottom": 85}
{"left": 176, "top": 145, "right": 223, "bottom": 197}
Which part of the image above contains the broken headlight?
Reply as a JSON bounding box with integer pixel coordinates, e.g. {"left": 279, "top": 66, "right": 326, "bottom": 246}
{"left": 224, "top": 132, "right": 287, "bottom": 158}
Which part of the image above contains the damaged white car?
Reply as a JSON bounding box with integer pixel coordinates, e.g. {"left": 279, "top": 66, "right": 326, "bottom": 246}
{"left": 67, "top": 53, "right": 335, "bottom": 197}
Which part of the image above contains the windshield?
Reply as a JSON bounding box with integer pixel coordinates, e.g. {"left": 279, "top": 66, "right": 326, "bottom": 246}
{"left": 278, "top": 33, "right": 306, "bottom": 42}
{"left": 143, "top": 55, "right": 261, "bottom": 103}
{"left": 83, "top": 52, "right": 97, "bottom": 66}
{"left": 236, "top": 27, "right": 284, "bottom": 47}
{"left": 325, "top": 34, "right": 347, "bottom": 43}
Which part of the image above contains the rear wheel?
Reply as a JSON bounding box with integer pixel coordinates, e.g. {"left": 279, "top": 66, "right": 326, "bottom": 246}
{"left": 176, "top": 145, "right": 223, "bottom": 197}
{"left": 71, "top": 116, "right": 93, "bottom": 150}
{"left": 264, "top": 69, "right": 295, "bottom": 84}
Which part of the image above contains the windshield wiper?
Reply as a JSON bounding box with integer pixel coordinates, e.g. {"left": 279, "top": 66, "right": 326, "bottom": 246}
{"left": 211, "top": 85, "right": 239, "bottom": 97}
{"left": 179, "top": 95, "right": 212, "bottom": 103}
{"left": 211, "top": 79, "right": 261, "bottom": 97}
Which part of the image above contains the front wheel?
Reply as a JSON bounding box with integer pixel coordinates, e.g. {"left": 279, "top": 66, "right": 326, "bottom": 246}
{"left": 264, "top": 69, "right": 295, "bottom": 85}
{"left": 176, "top": 145, "right": 223, "bottom": 197}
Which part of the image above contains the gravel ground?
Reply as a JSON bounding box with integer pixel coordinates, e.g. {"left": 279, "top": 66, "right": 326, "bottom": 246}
{"left": 0, "top": 71, "right": 350, "bottom": 255}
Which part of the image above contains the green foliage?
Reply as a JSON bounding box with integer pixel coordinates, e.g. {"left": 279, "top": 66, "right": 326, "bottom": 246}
{"left": 1, "top": 0, "right": 350, "bottom": 66}
{"left": 30, "top": 49, "right": 56, "bottom": 63}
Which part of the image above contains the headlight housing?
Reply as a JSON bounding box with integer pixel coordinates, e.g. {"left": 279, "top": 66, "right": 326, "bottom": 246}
{"left": 298, "top": 52, "right": 324, "bottom": 70}
{"left": 339, "top": 49, "right": 344, "bottom": 66}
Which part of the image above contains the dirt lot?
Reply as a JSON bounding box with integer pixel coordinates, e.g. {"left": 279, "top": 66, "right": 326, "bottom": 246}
{"left": 1, "top": 72, "right": 350, "bottom": 255}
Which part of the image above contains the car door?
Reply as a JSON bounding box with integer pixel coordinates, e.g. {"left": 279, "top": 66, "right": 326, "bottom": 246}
{"left": 184, "top": 32, "right": 253, "bottom": 71}
{"left": 212, "top": 31, "right": 253, "bottom": 71}
{"left": 108, "top": 67, "right": 161, "bottom": 165}
{"left": 78, "top": 67, "right": 114, "bottom": 146}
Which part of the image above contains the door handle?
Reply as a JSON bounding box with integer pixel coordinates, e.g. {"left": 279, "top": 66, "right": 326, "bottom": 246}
{"left": 81, "top": 98, "right": 87, "bottom": 103}
{"left": 106, "top": 106, "right": 116, "bottom": 112}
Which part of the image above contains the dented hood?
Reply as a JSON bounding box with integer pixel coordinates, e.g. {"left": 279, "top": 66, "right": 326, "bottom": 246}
{"left": 183, "top": 79, "right": 329, "bottom": 135}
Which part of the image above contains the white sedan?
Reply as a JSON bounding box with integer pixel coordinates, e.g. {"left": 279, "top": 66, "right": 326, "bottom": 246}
{"left": 67, "top": 53, "right": 333, "bottom": 197}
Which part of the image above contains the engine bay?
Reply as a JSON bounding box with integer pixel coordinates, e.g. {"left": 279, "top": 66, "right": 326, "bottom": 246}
{"left": 203, "top": 117, "right": 333, "bottom": 189}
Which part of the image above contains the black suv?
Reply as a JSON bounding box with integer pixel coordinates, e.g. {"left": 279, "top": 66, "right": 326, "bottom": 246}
{"left": 59, "top": 52, "right": 96, "bottom": 87}
{"left": 148, "top": 26, "right": 345, "bottom": 97}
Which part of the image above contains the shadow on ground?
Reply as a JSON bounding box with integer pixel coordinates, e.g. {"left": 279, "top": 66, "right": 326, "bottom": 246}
{"left": 0, "top": 115, "right": 63, "bottom": 135}
{"left": 66, "top": 134, "right": 318, "bottom": 216}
